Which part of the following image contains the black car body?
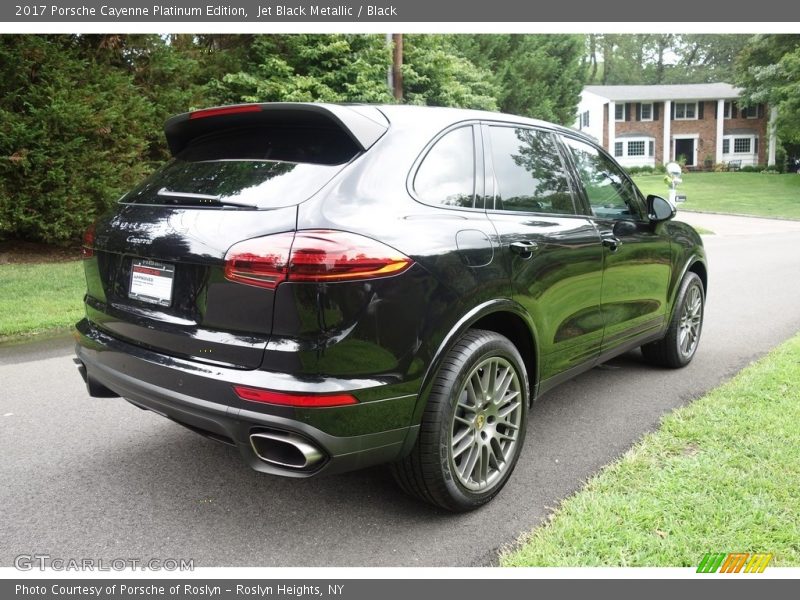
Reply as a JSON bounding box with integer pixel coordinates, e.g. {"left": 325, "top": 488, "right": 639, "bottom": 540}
{"left": 75, "top": 103, "right": 707, "bottom": 510}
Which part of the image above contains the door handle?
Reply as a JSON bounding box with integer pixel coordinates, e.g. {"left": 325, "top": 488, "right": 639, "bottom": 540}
{"left": 601, "top": 235, "right": 621, "bottom": 252}
{"left": 509, "top": 241, "right": 539, "bottom": 259}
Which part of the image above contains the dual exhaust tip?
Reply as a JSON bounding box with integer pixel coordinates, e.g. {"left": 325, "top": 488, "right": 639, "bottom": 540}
{"left": 249, "top": 430, "right": 325, "bottom": 470}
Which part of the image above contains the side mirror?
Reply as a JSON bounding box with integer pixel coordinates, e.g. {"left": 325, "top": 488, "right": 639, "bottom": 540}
{"left": 647, "top": 194, "right": 676, "bottom": 223}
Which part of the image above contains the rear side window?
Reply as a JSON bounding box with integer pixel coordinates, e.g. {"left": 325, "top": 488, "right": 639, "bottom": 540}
{"left": 120, "top": 126, "right": 357, "bottom": 209}
{"left": 488, "top": 126, "right": 576, "bottom": 215}
{"left": 414, "top": 126, "right": 476, "bottom": 208}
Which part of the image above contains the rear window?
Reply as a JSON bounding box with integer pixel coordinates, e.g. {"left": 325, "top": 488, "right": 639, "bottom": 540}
{"left": 120, "top": 126, "right": 359, "bottom": 209}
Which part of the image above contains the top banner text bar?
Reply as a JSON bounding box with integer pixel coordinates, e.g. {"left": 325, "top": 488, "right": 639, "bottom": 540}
{"left": 4, "top": 0, "right": 800, "bottom": 22}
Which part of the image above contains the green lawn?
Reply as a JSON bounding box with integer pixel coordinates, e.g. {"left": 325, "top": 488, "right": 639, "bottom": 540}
{"left": 0, "top": 261, "right": 85, "bottom": 340}
{"left": 502, "top": 331, "right": 800, "bottom": 567}
{"left": 633, "top": 172, "right": 800, "bottom": 220}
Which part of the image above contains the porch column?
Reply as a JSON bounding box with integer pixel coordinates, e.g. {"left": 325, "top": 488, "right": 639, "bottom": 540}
{"left": 608, "top": 101, "right": 615, "bottom": 155}
{"left": 662, "top": 100, "right": 671, "bottom": 164}
{"left": 768, "top": 106, "right": 778, "bottom": 167}
{"left": 716, "top": 99, "right": 725, "bottom": 163}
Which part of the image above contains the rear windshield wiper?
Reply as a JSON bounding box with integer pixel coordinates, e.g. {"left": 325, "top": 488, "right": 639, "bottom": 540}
{"left": 156, "top": 188, "right": 258, "bottom": 208}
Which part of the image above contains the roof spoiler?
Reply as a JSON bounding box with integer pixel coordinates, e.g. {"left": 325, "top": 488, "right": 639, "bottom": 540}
{"left": 164, "top": 103, "right": 389, "bottom": 157}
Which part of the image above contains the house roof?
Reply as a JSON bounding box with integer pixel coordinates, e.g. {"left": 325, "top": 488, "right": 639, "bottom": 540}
{"left": 583, "top": 83, "right": 741, "bottom": 101}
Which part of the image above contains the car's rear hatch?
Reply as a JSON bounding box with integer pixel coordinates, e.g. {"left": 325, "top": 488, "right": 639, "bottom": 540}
{"left": 82, "top": 103, "right": 388, "bottom": 369}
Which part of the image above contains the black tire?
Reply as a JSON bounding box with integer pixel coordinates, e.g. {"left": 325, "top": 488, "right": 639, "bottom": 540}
{"left": 391, "top": 329, "right": 529, "bottom": 512}
{"left": 642, "top": 271, "right": 704, "bottom": 368}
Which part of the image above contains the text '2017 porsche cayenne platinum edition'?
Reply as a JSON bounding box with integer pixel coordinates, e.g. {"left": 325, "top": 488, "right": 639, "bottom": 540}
{"left": 75, "top": 103, "right": 707, "bottom": 511}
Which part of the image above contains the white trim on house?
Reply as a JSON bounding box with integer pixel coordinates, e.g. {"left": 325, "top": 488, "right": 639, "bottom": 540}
{"left": 663, "top": 100, "right": 671, "bottom": 166}
{"left": 716, "top": 99, "right": 725, "bottom": 163}
{"left": 673, "top": 101, "right": 698, "bottom": 120}
{"left": 608, "top": 101, "right": 616, "bottom": 157}
{"left": 615, "top": 136, "right": 657, "bottom": 168}
{"left": 673, "top": 134, "right": 699, "bottom": 167}
{"left": 769, "top": 106, "right": 778, "bottom": 167}
{"left": 722, "top": 134, "right": 759, "bottom": 166}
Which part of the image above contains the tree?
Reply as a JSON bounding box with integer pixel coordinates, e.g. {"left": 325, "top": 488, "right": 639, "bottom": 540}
{"left": 736, "top": 34, "right": 800, "bottom": 144}
{"left": 454, "top": 34, "right": 584, "bottom": 124}
{"left": 401, "top": 35, "right": 497, "bottom": 110}
{"left": 0, "top": 36, "right": 155, "bottom": 244}
{"left": 213, "top": 34, "right": 392, "bottom": 104}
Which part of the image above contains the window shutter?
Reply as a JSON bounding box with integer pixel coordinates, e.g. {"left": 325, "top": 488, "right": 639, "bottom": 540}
{"left": 698, "top": 102, "right": 704, "bottom": 119}
{"left": 671, "top": 103, "right": 675, "bottom": 120}
{"left": 754, "top": 137, "right": 759, "bottom": 155}
{"left": 626, "top": 103, "right": 632, "bottom": 121}
{"left": 636, "top": 103, "right": 641, "bottom": 121}
{"left": 757, "top": 104, "right": 764, "bottom": 118}
{"left": 653, "top": 103, "right": 660, "bottom": 121}
{"left": 714, "top": 102, "right": 718, "bottom": 119}
{"left": 731, "top": 102, "right": 738, "bottom": 119}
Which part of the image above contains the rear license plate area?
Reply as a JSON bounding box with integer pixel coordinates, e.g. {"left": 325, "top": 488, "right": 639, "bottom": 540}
{"left": 128, "top": 259, "right": 175, "bottom": 307}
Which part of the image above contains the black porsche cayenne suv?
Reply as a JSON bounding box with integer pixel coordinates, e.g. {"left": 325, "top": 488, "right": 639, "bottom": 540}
{"left": 75, "top": 102, "right": 707, "bottom": 511}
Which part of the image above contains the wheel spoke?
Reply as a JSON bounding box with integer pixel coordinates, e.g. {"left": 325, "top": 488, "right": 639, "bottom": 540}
{"left": 494, "top": 367, "right": 514, "bottom": 404}
{"left": 452, "top": 431, "right": 474, "bottom": 458}
{"left": 460, "top": 443, "right": 480, "bottom": 481}
{"left": 498, "top": 399, "right": 521, "bottom": 420}
{"left": 454, "top": 414, "right": 473, "bottom": 427}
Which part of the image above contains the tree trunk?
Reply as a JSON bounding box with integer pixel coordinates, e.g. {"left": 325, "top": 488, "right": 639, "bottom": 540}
{"left": 392, "top": 33, "right": 403, "bottom": 101}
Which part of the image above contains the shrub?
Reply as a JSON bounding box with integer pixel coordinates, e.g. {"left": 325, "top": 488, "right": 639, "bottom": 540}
{"left": 0, "top": 37, "right": 155, "bottom": 244}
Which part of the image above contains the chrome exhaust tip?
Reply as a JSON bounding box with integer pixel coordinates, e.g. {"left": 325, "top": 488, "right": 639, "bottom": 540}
{"left": 249, "top": 431, "right": 325, "bottom": 470}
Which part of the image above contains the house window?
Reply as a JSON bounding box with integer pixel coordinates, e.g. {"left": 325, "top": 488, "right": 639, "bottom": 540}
{"left": 582, "top": 111, "right": 590, "bottom": 128}
{"left": 640, "top": 103, "right": 653, "bottom": 121}
{"left": 674, "top": 102, "right": 697, "bottom": 120}
{"left": 627, "top": 141, "right": 646, "bottom": 156}
{"left": 648, "top": 140, "right": 655, "bottom": 157}
{"left": 614, "top": 104, "right": 625, "bottom": 121}
{"left": 733, "top": 137, "right": 752, "bottom": 153}
{"left": 742, "top": 105, "right": 759, "bottom": 119}
{"left": 724, "top": 102, "right": 732, "bottom": 119}
{"left": 614, "top": 142, "right": 623, "bottom": 157}
{"left": 722, "top": 139, "right": 730, "bottom": 154}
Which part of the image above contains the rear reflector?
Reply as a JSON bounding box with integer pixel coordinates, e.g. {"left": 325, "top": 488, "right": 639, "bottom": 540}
{"left": 81, "top": 222, "right": 96, "bottom": 259}
{"left": 234, "top": 386, "right": 358, "bottom": 408}
{"left": 224, "top": 230, "right": 413, "bottom": 289}
{"left": 189, "top": 105, "right": 262, "bottom": 120}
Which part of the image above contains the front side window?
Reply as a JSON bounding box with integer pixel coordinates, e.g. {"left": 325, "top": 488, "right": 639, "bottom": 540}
{"left": 563, "top": 136, "right": 644, "bottom": 221}
{"left": 614, "top": 104, "right": 626, "bottom": 121}
{"left": 488, "top": 126, "right": 576, "bottom": 215}
{"left": 582, "top": 111, "right": 590, "bottom": 127}
{"left": 414, "top": 126, "right": 476, "bottom": 208}
{"left": 674, "top": 102, "right": 697, "bottom": 120}
{"left": 723, "top": 138, "right": 730, "bottom": 154}
{"left": 724, "top": 101, "right": 733, "bottom": 119}
{"left": 614, "top": 142, "right": 623, "bottom": 157}
{"left": 640, "top": 103, "right": 653, "bottom": 120}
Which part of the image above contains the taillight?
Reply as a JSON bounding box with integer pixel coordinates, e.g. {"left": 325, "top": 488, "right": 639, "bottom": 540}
{"left": 81, "top": 222, "right": 96, "bottom": 259}
{"left": 233, "top": 385, "right": 358, "bottom": 408}
{"left": 223, "top": 230, "right": 413, "bottom": 289}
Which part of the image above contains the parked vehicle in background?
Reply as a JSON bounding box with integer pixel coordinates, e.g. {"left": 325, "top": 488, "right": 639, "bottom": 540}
{"left": 75, "top": 103, "right": 707, "bottom": 511}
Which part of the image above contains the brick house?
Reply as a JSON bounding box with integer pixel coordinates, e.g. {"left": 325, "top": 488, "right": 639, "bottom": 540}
{"left": 575, "top": 83, "right": 777, "bottom": 168}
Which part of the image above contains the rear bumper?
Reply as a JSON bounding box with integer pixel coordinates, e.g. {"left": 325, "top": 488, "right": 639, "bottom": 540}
{"left": 74, "top": 319, "right": 419, "bottom": 477}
